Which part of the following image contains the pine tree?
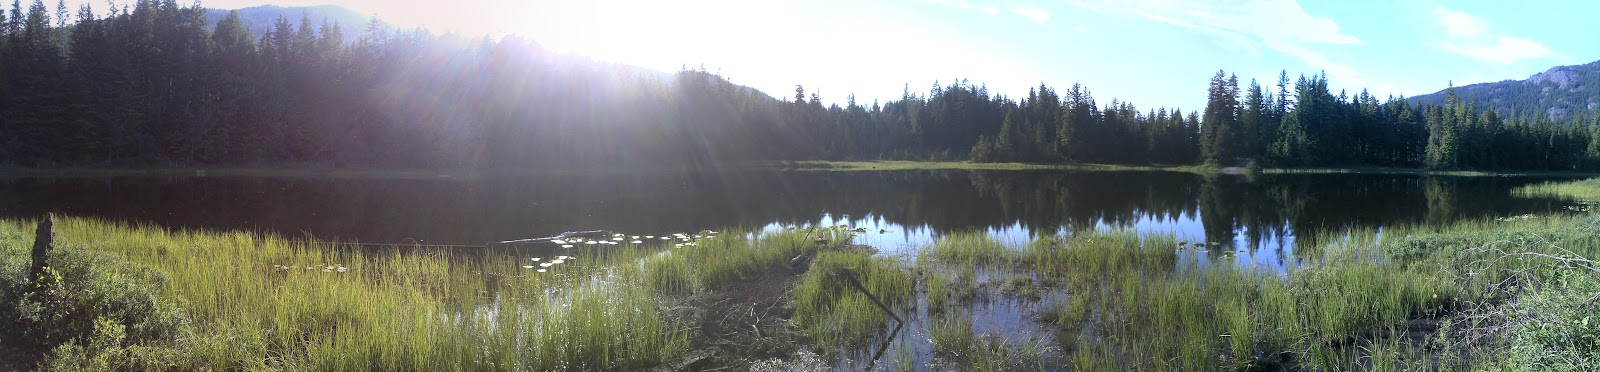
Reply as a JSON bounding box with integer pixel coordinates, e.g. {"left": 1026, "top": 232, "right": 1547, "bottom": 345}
{"left": 1199, "top": 70, "right": 1240, "bottom": 164}
{"left": 1240, "top": 79, "right": 1266, "bottom": 159}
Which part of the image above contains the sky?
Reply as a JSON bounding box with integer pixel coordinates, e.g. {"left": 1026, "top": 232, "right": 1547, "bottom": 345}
{"left": 66, "top": 0, "right": 1600, "bottom": 110}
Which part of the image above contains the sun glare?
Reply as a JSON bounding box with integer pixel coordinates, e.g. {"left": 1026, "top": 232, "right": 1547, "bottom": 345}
{"left": 512, "top": 0, "right": 797, "bottom": 69}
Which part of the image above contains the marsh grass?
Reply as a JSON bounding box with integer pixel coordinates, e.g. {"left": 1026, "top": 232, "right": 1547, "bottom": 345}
{"left": 1023, "top": 230, "right": 1175, "bottom": 277}
{"left": 792, "top": 251, "right": 913, "bottom": 346}
{"left": 928, "top": 310, "right": 974, "bottom": 357}
{"left": 903, "top": 224, "right": 1489, "bottom": 370}
{"left": 921, "top": 231, "right": 1014, "bottom": 265}
{"left": 1512, "top": 177, "right": 1600, "bottom": 201}
{"left": 2, "top": 218, "right": 894, "bottom": 370}
{"left": 12, "top": 177, "right": 1600, "bottom": 370}
{"left": 966, "top": 335, "right": 1050, "bottom": 372}
{"left": 8, "top": 219, "right": 698, "bottom": 370}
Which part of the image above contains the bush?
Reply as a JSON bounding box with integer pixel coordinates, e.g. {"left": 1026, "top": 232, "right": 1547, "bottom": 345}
{"left": 0, "top": 245, "right": 188, "bottom": 369}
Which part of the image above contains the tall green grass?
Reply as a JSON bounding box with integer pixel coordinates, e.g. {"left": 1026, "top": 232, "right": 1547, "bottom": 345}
{"left": 1, "top": 219, "right": 879, "bottom": 370}
{"left": 792, "top": 251, "right": 913, "bottom": 345}
{"left": 903, "top": 225, "right": 1472, "bottom": 370}
{"left": 1023, "top": 230, "right": 1176, "bottom": 277}
{"left": 921, "top": 231, "right": 1014, "bottom": 265}
{"left": 11, "top": 175, "right": 1600, "bottom": 370}
{"left": 1512, "top": 177, "right": 1600, "bottom": 201}
{"left": 6, "top": 219, "right": 692, "bottom": 370}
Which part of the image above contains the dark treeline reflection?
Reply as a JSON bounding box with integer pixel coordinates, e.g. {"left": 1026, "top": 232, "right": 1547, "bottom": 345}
{"left": 0, "top": 172, "right": 1571, "bottom": 247}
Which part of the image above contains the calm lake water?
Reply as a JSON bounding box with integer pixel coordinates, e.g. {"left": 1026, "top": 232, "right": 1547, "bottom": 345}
{"left": 0, "top": 170, "right": 1575, "bottom": 259}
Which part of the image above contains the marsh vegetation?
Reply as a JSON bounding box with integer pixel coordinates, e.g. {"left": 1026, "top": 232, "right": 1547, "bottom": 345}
{"left": 2, "top": 173, "right": 1596, "bottom": 370}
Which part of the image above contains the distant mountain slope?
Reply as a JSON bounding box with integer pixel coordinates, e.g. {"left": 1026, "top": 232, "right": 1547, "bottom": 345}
{"left": 204, "top": 5, "right": 369, "bottom": 42}
{"left": 1410, "top": 61, "right": 1600, "bottom": 122}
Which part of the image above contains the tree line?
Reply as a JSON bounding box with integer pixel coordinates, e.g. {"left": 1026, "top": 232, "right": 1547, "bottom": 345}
{"left": 2, "top": 0, "right": 1597, "bottom": 171}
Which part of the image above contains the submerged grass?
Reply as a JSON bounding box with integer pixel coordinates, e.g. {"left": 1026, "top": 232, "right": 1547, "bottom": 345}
{"left": 911, "top": 199, "right": 1598, "bottom": 370}
{"left": 793, "top": 251, "right": 914, "bottom": 346}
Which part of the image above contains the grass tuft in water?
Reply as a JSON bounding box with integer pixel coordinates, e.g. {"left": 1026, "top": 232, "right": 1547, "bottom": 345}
{"left": 792, "top": 251, "right": 913, "bottom": 346}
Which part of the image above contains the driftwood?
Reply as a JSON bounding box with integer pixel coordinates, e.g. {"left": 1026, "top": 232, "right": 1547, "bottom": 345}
{"left": 497, "top": 230, "right": 607, "bottom": 245}
{"left": 28, "top": 213, "right": 54, "bottom": 286}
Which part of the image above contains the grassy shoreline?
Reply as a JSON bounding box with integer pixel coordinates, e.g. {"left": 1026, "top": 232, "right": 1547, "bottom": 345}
{"left": 3, "top": 179, "right": 1600, "bottom": 369}
{"left": 782, "top": 160, "right": 1600, "bottom": 177}
{"left": 7, "top": 162, "right": 1600, "bottom": 179}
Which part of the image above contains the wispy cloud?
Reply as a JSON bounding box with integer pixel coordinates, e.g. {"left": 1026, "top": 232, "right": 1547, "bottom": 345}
{"left": 1064, "top": 0, "right": 1366, "bottom": 84}
{"left": 1433, "top": 6, "right": 1548, "bottom": 65}
{"left": 929, "top": 0, "right": 1052, "bottom": 24}
{"left": 1434, "top": 6, "right": 1486, "bottom": 39}
{"left": 1445, "top": 37, "right": 1550, "bottom": 65}
{"left": 1010, "top": 7, "right": 1051, "bottom": 24}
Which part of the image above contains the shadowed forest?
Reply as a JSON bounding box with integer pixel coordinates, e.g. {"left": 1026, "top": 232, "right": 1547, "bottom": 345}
{"left": 4, "top": 0, "right": 1600, "bottom": 171}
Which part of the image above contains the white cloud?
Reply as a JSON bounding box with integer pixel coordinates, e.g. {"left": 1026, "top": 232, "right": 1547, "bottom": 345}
{"left": 1432, "top": 6, "right": 1549, "bottom": 64}
{"left": 1433, "top": 6, "right": 1486, "bottom": 39}
{"left": 1010, "top": 7, "right": 1051, "bottom": 23}
{"left": 1063, "top": 0, "right": 1366, "bottom": 84}
{"left": 1445, "top": 36, "right": 1551, "bottom": 65}
{"left": 983, "top": 5, "right": 1000, "bottom": 16}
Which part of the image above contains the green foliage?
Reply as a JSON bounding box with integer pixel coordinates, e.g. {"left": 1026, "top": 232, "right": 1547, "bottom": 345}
{"left": 1200, "top": 70, "right": 1241, "bottom": 164}
{"left": 1499, "top": 271, "right": 1600, "bottom": 369}
{"left": 0, "top": 217, "right": 696, "bottom": 370}
{"left": 0, "top": 246, "right": 186, "bottom": 358}
{"left": 1409, "top": 63, "right": 1600, "bottom": 125}
{"left": 1242, "top": 159, "right": 1262, "bottom": 175}
{"left": 792, "top": 251, "right": 913, "bottom": 345}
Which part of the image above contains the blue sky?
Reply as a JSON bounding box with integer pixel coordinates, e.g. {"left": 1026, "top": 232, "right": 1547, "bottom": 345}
{"left": 75, "top": 0, "right": 1597, "bottom": 110}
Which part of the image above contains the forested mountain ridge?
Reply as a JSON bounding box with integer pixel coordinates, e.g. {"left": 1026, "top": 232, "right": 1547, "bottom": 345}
{"left": 3, "top": 0, "right": 1599, "bottom": 172}
{"left": 1410, "top": 61, "right": 1600, "bottom": 122}
{"left": 202, "top": 5, "right": 367, "bottom": 43}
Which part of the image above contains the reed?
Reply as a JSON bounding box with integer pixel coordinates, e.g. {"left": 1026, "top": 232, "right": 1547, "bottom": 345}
{"left": 928, "top": 311, "right": 973, "bottom": 357}
{"left": 2, "top": 218, "right": 701, "bottom": 370}
{"left": 792, "top": 251, "right": 913, "bottom": 345}
{"left": 921, "top": 231, "right": 1014, "bottom": 265}
{"left": 1511, "top": 177, "right": 1600, "bottom": 201}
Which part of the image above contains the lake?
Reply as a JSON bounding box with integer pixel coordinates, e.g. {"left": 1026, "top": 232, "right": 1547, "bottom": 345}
{"left": 0, "top": 170, "right": 1571, "bottom": 260}
{"left": 1, "top": 169, "right": 1584, "bottom": 369}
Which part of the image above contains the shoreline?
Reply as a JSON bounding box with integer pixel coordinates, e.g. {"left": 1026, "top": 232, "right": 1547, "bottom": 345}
{"left": 780, "top": 160, "right": 1600, "bottom": 177}
{"left": 5, "top": 162, "right": 1600, "bottom": 179}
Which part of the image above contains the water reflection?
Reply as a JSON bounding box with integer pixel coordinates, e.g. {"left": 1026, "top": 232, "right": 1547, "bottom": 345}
{"left": 0, "top": 171, "right": 1573, "bottom": 261}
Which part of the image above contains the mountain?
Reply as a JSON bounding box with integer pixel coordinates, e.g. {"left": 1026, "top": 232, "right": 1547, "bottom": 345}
{"left": 204, "top": 5, "right": 369, "bottom": 43}
{"left": 1410, "top": 61, "right": 1600, "bottom": 122}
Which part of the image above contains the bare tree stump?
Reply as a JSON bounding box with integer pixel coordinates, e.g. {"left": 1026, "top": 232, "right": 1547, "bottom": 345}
{"left": 28, "top": 213, "right": 54, "bottom": 286}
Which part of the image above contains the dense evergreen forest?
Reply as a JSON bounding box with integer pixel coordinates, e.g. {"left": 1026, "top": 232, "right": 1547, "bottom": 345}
{"left": 2, "top": 0, "right": 1598, "bottom": 171}
{"left": 1411, "top": 62, "right": 1600, "bottom": 123}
